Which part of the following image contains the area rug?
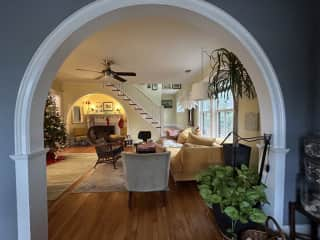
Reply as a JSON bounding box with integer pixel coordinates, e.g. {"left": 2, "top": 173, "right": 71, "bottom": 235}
{"left": 73, "top": 159, "right": 126, "bottom": 193}
{"left": 47, "top": 153, "right": 97, "bottom": 200}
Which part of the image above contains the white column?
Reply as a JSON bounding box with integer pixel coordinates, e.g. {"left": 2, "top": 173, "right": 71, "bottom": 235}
{"left": 258, "top": 145, "right": 289, "bottom": 226}
{"left": 10, "top": 149, "right": 48, "bottom": 240}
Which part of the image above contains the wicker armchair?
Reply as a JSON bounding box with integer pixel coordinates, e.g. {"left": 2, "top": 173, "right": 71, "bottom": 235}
{"left": 87, "top": 126, "right": 125, "bottom": 169}
{"left": 94, "top": 143, "right": 123, "bottom": 169}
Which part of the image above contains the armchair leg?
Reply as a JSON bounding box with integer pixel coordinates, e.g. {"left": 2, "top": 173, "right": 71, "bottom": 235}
{"left": 161, "top": 191, "right": 167, "bottom": 207}
{"left": 128, "top": 191, "right": 133, "bottom": 209}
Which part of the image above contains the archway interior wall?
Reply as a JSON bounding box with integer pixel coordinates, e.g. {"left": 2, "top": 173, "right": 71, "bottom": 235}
{"left": 64, "top": 92, "right": 127, "bottom": 134}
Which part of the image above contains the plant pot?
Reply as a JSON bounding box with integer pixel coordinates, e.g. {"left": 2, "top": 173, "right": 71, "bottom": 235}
{"left": 223, "top": 143, "right": 251, "bottom": 168}
{"left": 211, "top": 204, "right": 263, "bottom": 239}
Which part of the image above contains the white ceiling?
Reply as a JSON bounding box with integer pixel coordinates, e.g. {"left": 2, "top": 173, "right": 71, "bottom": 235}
{"left": 56, "top": 14, "right": 222, "bottom": 85}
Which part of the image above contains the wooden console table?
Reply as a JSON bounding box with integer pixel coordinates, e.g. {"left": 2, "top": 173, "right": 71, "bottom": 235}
{"left": 289, "top": 201, "right": 320, "bottom": 239}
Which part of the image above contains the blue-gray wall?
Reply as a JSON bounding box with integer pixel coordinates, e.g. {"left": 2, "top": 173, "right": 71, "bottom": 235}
{"left": 0, "top": 0, "right": 315, "bottom": 238}
{"left": 313, "top": 0, "right": 320, "bottom": 131}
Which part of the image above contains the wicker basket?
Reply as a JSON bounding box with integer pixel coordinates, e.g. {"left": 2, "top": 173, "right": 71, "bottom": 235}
{"left": 241, "top": 216, "right": 286, "bottom": 240}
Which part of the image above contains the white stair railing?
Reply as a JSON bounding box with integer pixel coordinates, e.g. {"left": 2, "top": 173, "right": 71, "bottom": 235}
{"left": 109, "top": 81, "right": 163, "bottom": 129}
{"left": 122, "top": 83, "right": 162, "bottom": 122}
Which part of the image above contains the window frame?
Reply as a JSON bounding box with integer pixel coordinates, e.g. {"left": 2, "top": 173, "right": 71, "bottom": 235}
{"left": 198, "top": 94, "right": 233, "bottom": 138}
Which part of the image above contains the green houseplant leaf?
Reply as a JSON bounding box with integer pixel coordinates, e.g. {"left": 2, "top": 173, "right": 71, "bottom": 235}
{"left": 197, "top": 164, "right": 268, "bottom": 237}
{"left": 249, "top": 208, "right": 267, "bottom": 224}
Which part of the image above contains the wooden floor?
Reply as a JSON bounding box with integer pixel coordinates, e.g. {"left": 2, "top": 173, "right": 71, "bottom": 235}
{"left": 61, "top": 146, "right": 95, "bottom": 153}
{"left": 48, "top": 147, "right": 222, "bottom": 240}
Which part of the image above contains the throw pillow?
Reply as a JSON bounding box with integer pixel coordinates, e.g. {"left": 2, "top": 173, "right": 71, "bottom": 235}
{"left": 177, "top": 127, "right": 193, "bottom": 144}
{"left": 166, "top": 128, "right": 180, "bottom": 140}
{"left": 186, "top": 133, "right": 215, "bottom": 146}
{"left": 193, "top": 127, "right": 201, "bottom": 136}
{"left": 95, "top": 137, "right": 105, "bottom": 145}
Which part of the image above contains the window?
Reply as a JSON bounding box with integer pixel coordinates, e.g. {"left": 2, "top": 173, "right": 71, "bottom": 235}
{"left": 216, "top": 93, "right": 233, "bottom": 138}
{"left": 198, "top": 92, "right": 233, "bottom": 138}
{"left": 199, "top": 99, "right": 211, "bottom": 136}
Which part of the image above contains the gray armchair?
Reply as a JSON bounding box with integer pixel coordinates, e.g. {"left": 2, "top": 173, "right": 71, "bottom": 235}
{"left": 122, "top": 151, "right": 170, "bottom": 208}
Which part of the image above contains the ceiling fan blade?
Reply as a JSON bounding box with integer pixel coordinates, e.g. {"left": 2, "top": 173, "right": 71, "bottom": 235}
{"left": 112, "top": 74, "right": 127, "bottom": 82}
{"left": 113, "top": 71, "right": 136, "bottom": 76}
{"left": 76, "top": 68, "right": 103, "bottom": 74}
{"left": 94, "top": 74, "right": 105, "bottom": 80}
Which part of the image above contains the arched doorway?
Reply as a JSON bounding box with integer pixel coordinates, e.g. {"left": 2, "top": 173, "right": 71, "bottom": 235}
{"left": 10, "top": 1, "right": 288, "bottom": 239}
{"left": 65, "top": 93, "right": 128, "bottom": 137}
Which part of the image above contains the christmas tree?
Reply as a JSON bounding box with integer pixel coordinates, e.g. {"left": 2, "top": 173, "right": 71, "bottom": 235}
{"left": 44, "top": 94, "right": 67, "bottom": 159}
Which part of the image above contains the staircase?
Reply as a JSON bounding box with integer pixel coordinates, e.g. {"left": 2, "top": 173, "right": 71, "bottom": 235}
{"left": 105, "top": 82, "right": 163, "bottom": 133}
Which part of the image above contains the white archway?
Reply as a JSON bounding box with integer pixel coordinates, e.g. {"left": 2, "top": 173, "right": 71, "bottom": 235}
{"left": 10, "top": 1, "right": 288, "bottom": 239}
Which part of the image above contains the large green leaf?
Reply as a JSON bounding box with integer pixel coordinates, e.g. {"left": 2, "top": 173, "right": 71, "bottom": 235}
{"left": 224, "top": 206, "right": 240, "bottom": 221}
{"left": 249, "top": 208, "right": 267, "bottom": 224}
{"left": 211, "top": 194, "right": 222, "bottom": 204}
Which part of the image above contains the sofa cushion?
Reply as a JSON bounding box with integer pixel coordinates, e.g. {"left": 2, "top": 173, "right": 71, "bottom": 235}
{"left": 169, "top": 148, "right": 183, "bottom": 172}
{"left": 186, "top": 133, "right": 215, "bottom": 146}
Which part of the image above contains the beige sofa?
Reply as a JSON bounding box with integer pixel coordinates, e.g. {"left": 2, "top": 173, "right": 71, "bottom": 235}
{"left": 167, "top": 133, "right": 224, "bottom": 182}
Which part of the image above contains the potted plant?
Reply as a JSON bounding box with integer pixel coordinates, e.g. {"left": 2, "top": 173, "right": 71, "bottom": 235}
{"left": 207, "top": 48, "right": 256, "bottom": 167}
{"left": 196, "top": 164, "right": 268, "bottom": 239}
{"left": 44, "top": 94, "right": 67, "bottom": 162}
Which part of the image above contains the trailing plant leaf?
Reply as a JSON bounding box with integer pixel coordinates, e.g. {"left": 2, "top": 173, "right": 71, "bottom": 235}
{"left": 249, "top": 208, "right": 267, "bottom": 223}
{"left": 224, "top": 206, "right": 240, "bottom": 221}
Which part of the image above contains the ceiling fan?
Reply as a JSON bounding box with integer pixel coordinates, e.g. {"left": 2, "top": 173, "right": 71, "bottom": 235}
{"left": 76, "top": 59, "right": 136, "bottom": 82}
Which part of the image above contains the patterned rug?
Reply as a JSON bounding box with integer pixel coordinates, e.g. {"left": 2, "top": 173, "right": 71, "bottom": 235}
{"left": 47, "top": 153, "right": 97, "bottom": 200}
{"left": 73, "top": 159, "right": 127, "bottom": 193}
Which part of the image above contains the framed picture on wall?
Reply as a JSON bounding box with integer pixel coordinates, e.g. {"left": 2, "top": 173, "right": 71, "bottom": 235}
{"left": 103, "top": 102, "right": 113, "bottom": 111}
{"left": 161, "top": 99, "right": 173, "bottom": 108}
{"left": 162, "top": 83, "right": 172, "bottom": 89}
{"left": 152, "top": 84, "right": 158, "bottom": 90}
{"left": 172, "top": 83, "right": 181, "bottom": 89}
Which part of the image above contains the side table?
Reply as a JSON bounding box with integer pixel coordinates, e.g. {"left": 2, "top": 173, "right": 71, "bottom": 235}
{"left": 289, "top": 201, "right": 320, "bottom": 239}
